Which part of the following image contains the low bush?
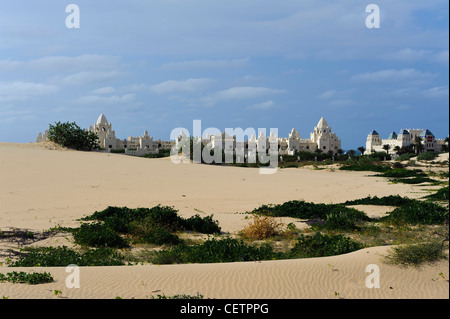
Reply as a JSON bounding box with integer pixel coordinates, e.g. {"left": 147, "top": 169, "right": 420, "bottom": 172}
{"left": 78, "top": 205, "right": 221, "bottom": 248}
{"left": 151, "top": 237, "right": 279, "bottom": 264}
{"left": 384, "top": 241, "right": 447, "bottom": 267}
{"left": 252, "top": 200, "right": 370, "bottom": 232}
{"left": 423, "top": 186, "right": 450, "bottom": 201}
{"left": 73, "top": 222, "right": 128, "bottom": 248}
{"left": 289, "top": 232, "right": 363, "bottom": 258}
{"left": 10, "top": 246, "right": 125, "bottom": 267}
{"left": 377, "top": 168, "right": 427, "bottom": 178}
{"left": 240, "top": 216, "right": 285, "bottom": 240}
{"left": 381, "top": 201, "right": 448, "bottom": 225}
{"left": 417, "top": 152, "right": 439, "bottom": 161}
{"left": 0, "top": 271, "right": 54, "bottom": 285}
{"left": 47, "top": 121, "right": 99, "bottom": 151}
{"left": 395, "top": 153, "right": 417, "bottom": 162}
{"left": 339, "top": 163, "right": 391, "bottom": 172}
{"left": 343, "top": 195, "right": 415, "bottom": 207}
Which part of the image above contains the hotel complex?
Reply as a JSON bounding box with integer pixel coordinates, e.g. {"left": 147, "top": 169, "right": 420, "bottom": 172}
{"left": 365, "top": 128, "right": 446, "bottom": 154}
{"left": 36, "top": 114, "right": 447, "bottom": 157}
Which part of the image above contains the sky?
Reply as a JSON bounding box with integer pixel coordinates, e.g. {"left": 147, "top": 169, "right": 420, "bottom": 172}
{"left": 0, "top": 0, "right": 448, "bottom": 150}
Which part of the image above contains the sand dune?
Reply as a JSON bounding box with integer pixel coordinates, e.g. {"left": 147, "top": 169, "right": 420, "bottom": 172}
{"left": 0, "top": 142, "right": 448, "bottom": 299}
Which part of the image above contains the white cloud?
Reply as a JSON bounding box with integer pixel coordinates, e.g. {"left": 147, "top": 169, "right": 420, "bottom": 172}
{"left": 0, "top": 55, "right": 122, "bottom": 73}
{"left": 91, "top": 87, "right": 116, "bottom": 95}
{"left": 383, "top": 48, "right": 430, "bottom": 62}
{"left": 159, "top": 58, "right": 250, "bottom": 70}
{"left": 246, "top": 100, "right": 275, "bottom": 110}
{"left": 149, "top": 78, "right": 215, "bottom": 94}
{"left": 351, "top": 69, "right": 437, "bottom": 84}
{"left": 422, "top": 86, "right": 449, "bottom": 99}
{"left": 0, "top": 81, "right": 59, "bottom": 102}
{"left": 202, "top": 86, "right": 286, "bottom": 106}
{"left": 58, "top": 71, "right": 124, "bottom": 86}
{"left": 75, "top": 93, "right": 135, "bottom": 105}
{"left": 317, "top": 90, "right": 336, "bottom": 99}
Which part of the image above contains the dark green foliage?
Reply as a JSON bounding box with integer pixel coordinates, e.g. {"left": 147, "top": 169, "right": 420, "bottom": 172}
{"left": 73, "top": 222, "right": 128, "bottom": 248}
{"left": 343, "top": 195, "right": 448, "bottom": 225}
{"left": 79, "top": 205, "right": 221, "bottom": 247}
{"left": 152, "top": 237, "right": 280, "bottom": 264}
{"left": 252, "top": 200, "right": 370, "bottom": 231}
{"left": 417, "top": 152, "right": 439, "bottom": 161}
{"left": 340, "top": 163, "right": 391, "bottom": 172}
{"left": 47, "top": 121, "right": 99, "bottom": 151}
{"left": 384, "top": 241, "right": 447, "bottom": 267}
{"left": 377, "top": 168, "right": 427, "bottom": 178}
{"left": 0, "top": 271, "right": 54, "bottom": 285}
{"left": 315, "top": 209, "right": 366, "bottom": 231}
{"left": 10, "top": 246, "right": 124, "bottom": 267}
{"left": 343, "top": 195, "right": 415, "bottom": 206}
{"left": 183, "top": 214, "right": 222, "bottom": 234}
{"left": 381, "top": 201, "right": 448, "bottom": 225}
{"left": 423, "top": 186, "right": 450, "bottom": 201}
{"left": 289, "top": 232, "right": 363, "bottom": 258}
{"left": 391, "top": 176, "right": 439, "bottom": 185}
{"left": 395, "top": 153, "right": 417, "bottom": 162}
{"left": 141, "top": 149, "right": 171, "bottom": 158}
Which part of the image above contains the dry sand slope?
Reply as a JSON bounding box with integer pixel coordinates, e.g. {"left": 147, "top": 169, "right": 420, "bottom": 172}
{"left": 0, "top": 142, "right": 448, "bottom": 299}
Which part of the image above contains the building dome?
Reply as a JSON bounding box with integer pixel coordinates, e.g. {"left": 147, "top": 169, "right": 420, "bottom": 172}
{"left": 420, "top": 129, "right": 434, "bottom": 137}
{"left": 388, "top": 132, "right": 398, "bottom": 139}
{"left": 369, "top": 130, "right": 379, "bottom": 136}
{"left": 399, "top": 129, "right": 410, "bottom": 135}
{"left": 96, "top": 114, "right": 108, "bottom": 126}
{"left": 317, "top": 117, "right": 329, "bottom": 128}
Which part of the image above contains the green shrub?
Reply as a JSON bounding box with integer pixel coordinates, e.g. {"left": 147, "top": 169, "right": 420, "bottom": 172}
{"left": 384, "top": 241, "right": 447, "bottom": 267}
{"left": 343, "top": 195, "right": 415, "bottom": 207}
{"left": 10, "top": 246, "right": 124, "bottom": 267}
{"left": 73, "top": 222, "right": 128, "bottom": 248}
{"left": 381, "top": 201, "right": 448, "bottom": 225}
{"left": 0, "top": 271, "right": 54, "bottom": 285}
{"left": 183, "top": 214, "right": 221, "bottom": 234}
{"left": 377, "top": 168, "right": 427, "bottom": 178}
{"left": 316, "top": 209, "right": 365, "bottom": 231}
{"left": 47, "top": 121, "right": 99, "bottom": 151}
{"left": 289, "top": 232, "right": 363, "bottom": 258}
{"left": 252, "top": 201, "right": 370, "bottom": 229}
{"left": 423, "top": 186, "right": 450, "bottom": 201}
{"left": 340, "top": 163, "right": 391, "bottom": 172}
{"left": 152, "top": 237, "right": 279, "bottom": 264}
{"left": 395, "top": 153, "right": 417, "bottom": 162}
{"left": 417, "top": 152, "right": 439, "bottom": 161}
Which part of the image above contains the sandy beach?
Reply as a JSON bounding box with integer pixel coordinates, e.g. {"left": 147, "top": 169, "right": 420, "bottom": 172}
{"left": 0, "top": 142, "right": 448, "bottom": 299}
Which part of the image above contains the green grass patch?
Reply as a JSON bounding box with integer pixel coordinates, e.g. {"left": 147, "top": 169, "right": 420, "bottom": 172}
{"left": 339, "top": 163, "right": 391, "bottom": 172}
{"left": 288, "top": 232, "right": 363, "bottom": 258}
{"left": 0, "top": 271, "right": 54, "bottom": 285}
{"left": 151, "top": 237, "right": 280, "bottom": 264}
{"left": 423, "top": 186, "right": 449, "bottom": 201}
{"left": 10, "top": 246, "right": 125, "bottom": 267}
{"left": 417, "top": 152, "right": 439, "bottom": 161}
{"left": 75, "top": 205, "right": 221, "bottom": 247}
{"left": 384, "top": 241, "right": 447, "bottom": 267}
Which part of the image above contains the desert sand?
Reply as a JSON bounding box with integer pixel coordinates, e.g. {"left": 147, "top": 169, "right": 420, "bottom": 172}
{"left": 0, "top": 142, "right": 448, "bottom": 299}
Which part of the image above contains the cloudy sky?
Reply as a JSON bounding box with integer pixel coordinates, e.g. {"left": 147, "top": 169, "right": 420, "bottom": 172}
{"left": 0, "top": 0, "right": 448, "bottom": 149}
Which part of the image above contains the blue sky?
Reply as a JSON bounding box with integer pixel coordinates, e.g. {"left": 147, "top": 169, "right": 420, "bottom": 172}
{"left": 0, "top": 0, "right": 448, "bottom": 149}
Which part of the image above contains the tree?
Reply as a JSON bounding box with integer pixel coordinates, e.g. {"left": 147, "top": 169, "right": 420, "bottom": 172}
{"left": 347, "top": 149, "right": 356, "bottom": 157}
{"left": 393, "top": 146, "right": 401, "bottom": 154}
{"left": 337, "top": 149, "right": 344, "bottom": 156}
{"left": 357, "top": 146, "right": 366, "bottom": 156}
{"left": 413, "top": 136, "right": 424, "bottom": 154}
{"left": 382, "top": 144, "right": 391, "bottom": 155}
{"left": 47, "top": 121, "right": 99, "bottom": 151}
